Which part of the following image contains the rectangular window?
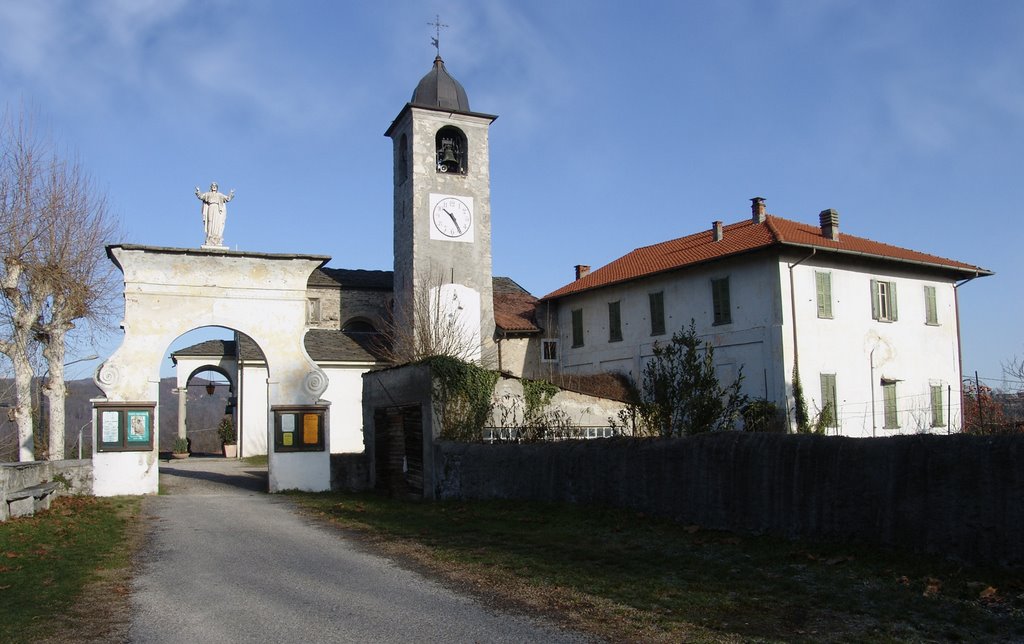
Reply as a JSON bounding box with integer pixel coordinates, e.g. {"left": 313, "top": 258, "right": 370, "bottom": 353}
{"left": 541, "top": 339, "right": 558, "bottom": 362}
{"left": 924, "top": 285, "right": 938, "bottom": 325}
{"left": 819, "top": 373, "right": 838, "bottom": 428}
{"left": 882, "top": 381, "right": 899, "bottom": 429}
{"left": 649, "top": 291, "right": 666, "bottom": 336}
{"left": 930, "top": 384, "right": 945, "bottom": 427}
{"left": 871, "top": 279, "right": 898, "bottom": 322}
{"left": 815, "top": 271, "right": 833, "bottom": 319}
{"left": 608, "top": 301, "right": 622, "bottom": 342}
{"left": 711, "top": 277, "right": 731, "bottom": 325}
{"left": 307, "top": 298, "right": 321, "bottom": 324}
{"left": 571, "top": 308, "right": 584, "bottom": 347}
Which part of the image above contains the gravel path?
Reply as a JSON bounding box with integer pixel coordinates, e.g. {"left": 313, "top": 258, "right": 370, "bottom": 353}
{"left": 129, "top": 457, "right": 589, "bottom": 643}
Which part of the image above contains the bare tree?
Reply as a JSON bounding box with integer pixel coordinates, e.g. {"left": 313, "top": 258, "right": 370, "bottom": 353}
{"left": 380, "top": 271, "right": 483, "bottom": 364}
{"left": 0, "top": 109, "right": 119, "bottom": 461}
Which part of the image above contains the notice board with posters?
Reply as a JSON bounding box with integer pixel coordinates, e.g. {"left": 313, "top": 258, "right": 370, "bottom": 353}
{"left": 272, "top": 406, "right": 327, "bottom": 452}
{"left": 95, "top": 403, "right": 156, "bottom": 452}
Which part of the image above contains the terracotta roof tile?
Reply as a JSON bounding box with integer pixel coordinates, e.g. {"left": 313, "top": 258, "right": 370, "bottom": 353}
{"left": 543, "top": 215, "right": 991, "bottom": 300}
{"left": 493, "top": 277, "right": 541, "bottom": 333}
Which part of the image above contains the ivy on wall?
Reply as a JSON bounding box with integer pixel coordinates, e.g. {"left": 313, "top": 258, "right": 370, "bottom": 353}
{"left": 427, "top": 355, "right": 499, "bottom": 441}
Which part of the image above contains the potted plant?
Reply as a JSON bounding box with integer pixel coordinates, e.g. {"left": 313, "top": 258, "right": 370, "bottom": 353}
{"left": 218, "top": 417, "right": 237, "bottom": 458}
{"left": 171, "top": 437, "right": 190, "bottom": 459}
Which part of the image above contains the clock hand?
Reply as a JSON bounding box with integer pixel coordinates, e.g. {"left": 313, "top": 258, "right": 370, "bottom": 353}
{"left": 443, "top": 209, "right": 463, "bottom": 233}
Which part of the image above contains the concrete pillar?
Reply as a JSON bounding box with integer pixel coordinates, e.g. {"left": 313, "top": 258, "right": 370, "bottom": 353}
{"left": 177, "top": 388, "right": 187, "bottom": 439}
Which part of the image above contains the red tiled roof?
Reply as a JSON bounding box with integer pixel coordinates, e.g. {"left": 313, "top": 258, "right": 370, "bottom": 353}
{"left": 542, "top": 215, "right": 991, "bottom": 300}
{"left": 493, "top": 276, "right": 541, "bottom": 333}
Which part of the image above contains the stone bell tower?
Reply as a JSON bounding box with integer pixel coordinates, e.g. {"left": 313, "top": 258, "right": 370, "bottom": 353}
{"left": 385, "top": 55, "right": 497, "bottom": 364}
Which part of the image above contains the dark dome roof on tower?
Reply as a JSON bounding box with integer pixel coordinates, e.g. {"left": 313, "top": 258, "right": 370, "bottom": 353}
{"left": 411, "top": 55, "right": 470, "bottom": 112}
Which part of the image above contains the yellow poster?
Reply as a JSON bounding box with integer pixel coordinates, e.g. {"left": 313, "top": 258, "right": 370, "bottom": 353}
{"left": 282, "top": 432, "right": 293, "bottom": 446}
{"left": 303, "top": 414, "right": 319, "bottom": 444}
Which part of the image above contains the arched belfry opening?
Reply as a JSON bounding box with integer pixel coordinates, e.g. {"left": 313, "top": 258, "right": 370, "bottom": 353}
{"left": 435, "top": 126, "right": 467, "bottom": 174}
{"left": 91, "top": 245, "right": 332, "bottom": 495}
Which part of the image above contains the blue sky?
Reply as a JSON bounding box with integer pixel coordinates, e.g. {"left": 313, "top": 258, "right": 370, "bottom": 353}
{"left": 0, "top": 0, "right": 1020, "bottom": 386}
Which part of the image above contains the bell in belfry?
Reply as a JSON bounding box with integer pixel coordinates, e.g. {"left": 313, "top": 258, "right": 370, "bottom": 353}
{"left": 437, "top": 138, "right": 460, "bottom": 173}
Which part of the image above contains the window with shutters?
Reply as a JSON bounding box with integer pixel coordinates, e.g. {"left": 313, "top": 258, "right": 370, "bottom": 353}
{"left": 924, "top": 285, "right": 938, "bottom": 325}
{"left": 571, "top": 308, "right": 584, "bottom": 347}
{"left": 819, "top": 373, "right": 838, "bottom": 428}
{"left": 882, "top": 380, "right": 899, "bottom": 428}
{"left": 711, "top": 277, "right": 731, "bottom": 325}
{"left": 930, "top": 384, "right": 945, "bottom": 427}
{"left": 871, "top": 279, "right": 898, "bottom": 322}
{"left": 815, "top": 271, "right": 833, "bottom": 319}
{"left": 608, "top": 301, "right": 623, "bottom": 342}
{"left": 649, "top": 291, "right": 665, "bottom": 336}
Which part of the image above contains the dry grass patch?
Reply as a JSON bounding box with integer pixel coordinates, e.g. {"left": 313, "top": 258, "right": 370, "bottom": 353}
{"left": 0, "top": 495, "right": 141, "bottom": 643}
{"left": 293, "top": 492, "right": 1024, "bottom": 643}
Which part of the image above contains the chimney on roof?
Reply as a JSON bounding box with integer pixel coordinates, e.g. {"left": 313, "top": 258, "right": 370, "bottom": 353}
{"left": 751, "top": 197, "right": 766, "bottom": 223}
{"left": 712, "top": 220, "right": 724, "bottom": 242}
{"left": 819, "top": 209, "right": 840, "bottom": 241}
{"left": 575, "top": 264, "right": 591, "bottom": 280}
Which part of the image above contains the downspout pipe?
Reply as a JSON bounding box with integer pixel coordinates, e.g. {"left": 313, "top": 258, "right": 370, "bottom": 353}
{"left": 953, "top": 273, "right": 980, "bottom": 432}
{"left": 788, "top": 249, "right": 817, "bottom": 429}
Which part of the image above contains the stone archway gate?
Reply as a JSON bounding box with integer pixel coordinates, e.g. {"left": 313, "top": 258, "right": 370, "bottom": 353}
{"left": 92, "top": 245, "right": 332, "bottom": 495}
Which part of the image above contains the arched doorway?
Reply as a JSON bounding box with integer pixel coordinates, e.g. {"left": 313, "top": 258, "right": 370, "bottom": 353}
{"left": 92, "top": 245, "right": 332, "bottom": 495}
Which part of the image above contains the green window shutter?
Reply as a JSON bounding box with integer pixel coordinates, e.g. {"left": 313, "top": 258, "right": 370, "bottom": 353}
{"left": 888, "top": 281, "right": 898, "bottom": 321}
{"left": 816, "top": 272, "right": 832, "bottom": 318}
{"left": 649, "top": 291, "right": 665, "bottom": 336}
{"left": 571, "top": 308, "right": 584, "bottom": 347}
{"left": 608, "top": 301, "right": 622, "bottom": 342}
{"left": 870, "top": 279, "right": 879, "bottom": 320}
{"left": 819, "top": 373, "right": 837, "bottom": 427}
{"left": 882, "top": 382, "right": 898, "bottom": 428}
{"left": 930, "top": 385, "right": 944, "bottom": 427}
{"left": 925, "top": 284, "right": 937, "bottom": 323}
{"left": 712, "top": 277, "right": 731, "bottom": 324}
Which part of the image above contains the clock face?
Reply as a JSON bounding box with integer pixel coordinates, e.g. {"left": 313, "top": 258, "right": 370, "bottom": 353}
{"left": 431, "top": 196, "right": 473, "bottom": 239}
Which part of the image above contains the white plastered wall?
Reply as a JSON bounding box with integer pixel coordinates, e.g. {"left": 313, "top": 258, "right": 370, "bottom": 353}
{"left": 93, "top": 246, "right": 332, "bottom": 495}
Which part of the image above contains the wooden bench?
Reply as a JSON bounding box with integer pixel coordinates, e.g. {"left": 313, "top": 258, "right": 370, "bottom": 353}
{"left": 4, "top": 481, "right": 61, "bottom": 520}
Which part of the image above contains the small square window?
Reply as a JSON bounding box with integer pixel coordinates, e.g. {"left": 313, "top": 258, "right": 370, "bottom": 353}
{"left": 541, "top": 339, "right": 558, "bottom": 362}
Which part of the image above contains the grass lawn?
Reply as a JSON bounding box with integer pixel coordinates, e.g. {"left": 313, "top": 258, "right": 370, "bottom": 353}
{"left": 0, "top": 495, "right": 141, "bottom": 643}
{"left": 294, "top": 492, "right": 1023, "bottom": 643}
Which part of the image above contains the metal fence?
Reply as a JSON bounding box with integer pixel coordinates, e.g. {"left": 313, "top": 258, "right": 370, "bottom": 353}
{"left": 481, "top": 426, "right": 623, "bottom": 444}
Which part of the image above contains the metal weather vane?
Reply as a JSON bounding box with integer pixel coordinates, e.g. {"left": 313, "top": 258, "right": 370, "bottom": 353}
{"left": 428, "top": 14, "right": 448, "bottom": 56}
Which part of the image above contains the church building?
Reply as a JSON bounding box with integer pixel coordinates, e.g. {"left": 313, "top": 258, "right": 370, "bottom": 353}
{"left": 170, "top": 53, "right": 991, "bottom": 459}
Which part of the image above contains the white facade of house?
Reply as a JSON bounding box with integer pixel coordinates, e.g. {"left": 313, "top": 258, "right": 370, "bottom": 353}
{"left": 551, "top": 245, "right": 970, "bottom": 437}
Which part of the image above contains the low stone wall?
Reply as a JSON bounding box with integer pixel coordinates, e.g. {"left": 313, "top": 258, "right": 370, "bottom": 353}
{"left": 436, "top": 433, "right": 1023, "bottom": 569}
{"left": 1, "top": 459, "right": 94, "bottom": 520}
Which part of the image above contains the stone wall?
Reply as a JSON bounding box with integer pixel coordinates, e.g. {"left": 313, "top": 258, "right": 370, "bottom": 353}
{"left": 435, "top": 433, "right": 1023, "bottom": 569}
{"left": 1, "top": 459, "right": 93, "bottom": 520}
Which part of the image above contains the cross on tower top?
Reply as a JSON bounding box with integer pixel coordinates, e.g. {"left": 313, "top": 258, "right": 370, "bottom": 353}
{"left": 427, "top": 14, "right": 448, "bottom": 56}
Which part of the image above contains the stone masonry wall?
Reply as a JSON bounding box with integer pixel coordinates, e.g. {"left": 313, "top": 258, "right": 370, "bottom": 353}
{"left": 435, "top": 433, "right": 1023, "bottom": 568}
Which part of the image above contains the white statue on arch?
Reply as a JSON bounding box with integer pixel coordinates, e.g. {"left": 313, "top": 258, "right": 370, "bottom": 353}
{"left": 195, "top": 182, "right": 235, "bottom": 248}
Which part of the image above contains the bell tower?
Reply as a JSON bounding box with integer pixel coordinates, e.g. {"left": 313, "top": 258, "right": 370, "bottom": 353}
{"left": 385, "top": 55, "right": 497, "bottom": 364}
